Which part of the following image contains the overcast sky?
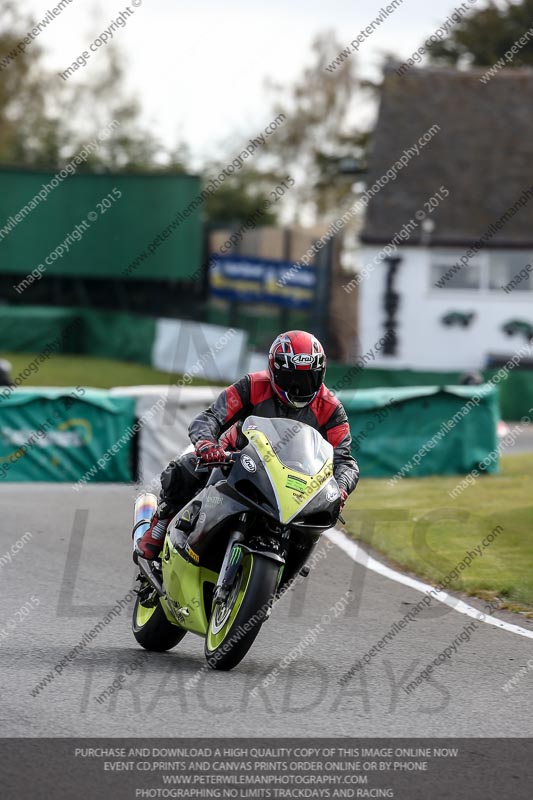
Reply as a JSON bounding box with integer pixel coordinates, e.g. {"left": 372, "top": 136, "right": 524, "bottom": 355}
{"left": 22, "top": 0, "right": 482, "bottom": 161}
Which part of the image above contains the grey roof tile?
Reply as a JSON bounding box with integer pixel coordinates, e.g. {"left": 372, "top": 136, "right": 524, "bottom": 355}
{"left": 361, "top": 65, "right": 533, "bottom": 247}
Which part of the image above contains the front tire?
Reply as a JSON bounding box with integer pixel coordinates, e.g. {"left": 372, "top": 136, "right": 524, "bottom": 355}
{"left": 132, "top": 593, "right": 187, "bottom": 652}
{"left": 205, "top": 553, "right": 279, "bottom": 671}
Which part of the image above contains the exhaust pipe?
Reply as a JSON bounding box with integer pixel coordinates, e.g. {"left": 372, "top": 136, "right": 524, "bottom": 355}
{"left": 132, "top": 492, "right": 158, "bottom": 551}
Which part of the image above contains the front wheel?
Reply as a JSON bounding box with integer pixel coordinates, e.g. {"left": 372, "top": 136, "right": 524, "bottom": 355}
{"left": 132, "top": 593, "right": 187, "bottom": 652}
{"left": 205, "top": 553, "right": 279, "bottom": 671}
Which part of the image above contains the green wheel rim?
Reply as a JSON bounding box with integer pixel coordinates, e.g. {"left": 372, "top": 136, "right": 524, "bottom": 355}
{"left": 206, "top": 554, "right": 253, "bottom": 652}
{"left": 135, "top": 598, "right": 158, "bottom": 628}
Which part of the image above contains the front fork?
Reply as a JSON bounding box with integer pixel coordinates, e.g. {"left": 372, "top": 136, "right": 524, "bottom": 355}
{"left": 213, "top": 513, "right": 247, "bottom": 604}
{"left": 214, "top": 516, "right": 289, "bottom": 606}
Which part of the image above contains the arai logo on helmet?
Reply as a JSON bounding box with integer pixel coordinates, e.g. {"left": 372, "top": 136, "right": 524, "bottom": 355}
{"left": 240, "top": 454, "right": 257, "bottom": 473}
{"left": 291, "top": 353, "right": 314, "bottom": 366}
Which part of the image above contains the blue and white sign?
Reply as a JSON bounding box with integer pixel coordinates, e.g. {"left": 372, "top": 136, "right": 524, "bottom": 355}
{"left": 210, "top": 255, "right": 315, "bottom": 308}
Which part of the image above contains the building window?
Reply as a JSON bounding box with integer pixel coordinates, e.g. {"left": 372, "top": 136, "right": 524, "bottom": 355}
{"left": 431, "top": 255, "right": 482, "bottom": 290}
{"left": 489, "top": 252, "right": 533, "bottom": 292}
{"left": 431, "top": 251, "right": 533, "bottom": 293}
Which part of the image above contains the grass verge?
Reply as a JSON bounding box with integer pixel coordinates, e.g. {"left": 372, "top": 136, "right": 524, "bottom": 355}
{"left": 343, "top": 453, "right": 533, "bottom": 614}
{"left": 1, "top": 353, "right": 223, "bottom": 389}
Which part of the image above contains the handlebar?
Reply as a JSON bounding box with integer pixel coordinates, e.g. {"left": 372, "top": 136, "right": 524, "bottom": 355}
{"left": 194, "top": 451, "right": 240, "bottom": 472}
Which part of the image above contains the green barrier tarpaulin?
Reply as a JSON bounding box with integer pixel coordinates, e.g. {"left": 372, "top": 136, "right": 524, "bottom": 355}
{"left": 0, "top": 388, "right": 135, "bottom": 482}
{"left": 338, "top": 384, "right": 499, "bottom": 478}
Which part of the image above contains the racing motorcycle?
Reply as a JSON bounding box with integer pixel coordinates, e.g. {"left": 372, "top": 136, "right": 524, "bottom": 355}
{"left": 131, "top": 415, "right": 342, "bottom": 670}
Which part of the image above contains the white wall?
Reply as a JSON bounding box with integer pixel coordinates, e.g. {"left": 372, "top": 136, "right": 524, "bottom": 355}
{"left": 358, "top": 245, "right": 533, "bottom": 370}
{"left": 152, "top": 320, "right": 248, "bottom": 382}
{"left": 110, "top": 386, "right": 220, "bottom": 483}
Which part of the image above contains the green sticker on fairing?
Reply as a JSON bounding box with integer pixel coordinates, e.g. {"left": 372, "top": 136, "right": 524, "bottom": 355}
{"left": 286, "top": 474, "right": 307, "bottom": 493}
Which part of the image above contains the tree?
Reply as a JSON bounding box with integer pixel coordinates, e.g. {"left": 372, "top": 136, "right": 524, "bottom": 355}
{"left": 202, "top": 165, "right": 278, "bottom": 227}
{"left": 426, "top": 0, "right": 533, "bottom": 67}
{"left": 0, "top": 1, "right": 187, "bottom": 171}
{"left": 261, "top": 32, "right": 368, "bottom": 224}
{"left": 59, "top": 47, "right": 181, "bottom": 172}
{"left": 0, "top": 2, "right": 63, "bottom": 165}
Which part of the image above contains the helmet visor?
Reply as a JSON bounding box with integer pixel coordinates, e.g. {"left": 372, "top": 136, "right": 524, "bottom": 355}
{"left": 274, "top": 366, "right": 324, "bottom": 402}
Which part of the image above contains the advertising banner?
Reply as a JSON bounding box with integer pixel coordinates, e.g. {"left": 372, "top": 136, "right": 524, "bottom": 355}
{"left": 210, "top": 254, "right": 315, "bottom": 308}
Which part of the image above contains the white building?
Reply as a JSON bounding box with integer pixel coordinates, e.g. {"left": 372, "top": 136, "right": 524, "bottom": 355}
{"left": 358, "top": 66, "right": 533, "bottom": 371}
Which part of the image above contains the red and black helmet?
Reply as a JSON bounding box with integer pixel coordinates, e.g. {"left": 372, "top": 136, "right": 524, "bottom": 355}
{"left": 268, "top": 330, "right": 326, "bottom": 409}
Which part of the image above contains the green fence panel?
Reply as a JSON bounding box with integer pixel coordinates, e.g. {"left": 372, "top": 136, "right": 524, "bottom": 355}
{"left": 327, "top": 364, "right": 461, "bottom": 392}
{"left": 484, "top": 368, "right": 533, "bottom": 421}
{"left": 328, "top": 364, "right": 533, "bottom": 421}
{"left": 338, "top": 384, "right": 499, "bottom": 478}
{"left": 0, "top": 388, "right": 135, "bottom": 482}
{"left": 82, "top": 310, "right": 155, "bottom": 365}
{"left": 0, "top": 305, "right": 156, "bottom": 365}
{"left": 0, "top": 306, "right": 82, "bottom": 353}
{"left": 0, "top": 170, "right": 202, "bottom": 280}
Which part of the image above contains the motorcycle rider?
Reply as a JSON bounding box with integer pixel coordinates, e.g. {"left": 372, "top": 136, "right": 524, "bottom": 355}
{"left": 136, "top": 330, "right": 359, "bottom": 561}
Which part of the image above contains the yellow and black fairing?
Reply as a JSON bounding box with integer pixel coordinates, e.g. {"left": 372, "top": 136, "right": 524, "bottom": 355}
{"left": 233, "top": 416, "right": 341, "bottom": 590}
{"left": 214, "top": 416, "right": 341, "bottom": 591}
{"left": 159, "top": 415, "right": 341, "bottom": 634}
{"left": 158, "top": 482, "right": 249, "bottom": 635}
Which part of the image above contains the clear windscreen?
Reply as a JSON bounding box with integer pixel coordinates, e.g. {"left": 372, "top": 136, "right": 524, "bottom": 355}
{"left": 242, "top": 416, "right": 333, "bottom": 476}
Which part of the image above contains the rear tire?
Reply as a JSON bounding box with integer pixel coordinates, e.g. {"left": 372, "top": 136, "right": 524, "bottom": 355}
{"left": 132, "top": 594, "right": 187, "bottom": 652}
{"left": 204, "top": 553, "right": 279, "bottom": 671}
